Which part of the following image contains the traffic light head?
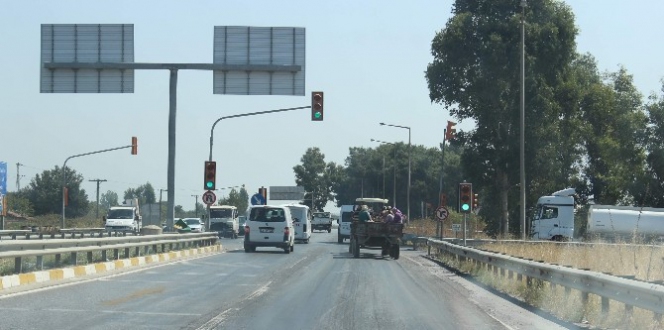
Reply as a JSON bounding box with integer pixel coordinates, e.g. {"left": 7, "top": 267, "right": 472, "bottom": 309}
{"left": 131, "top": 136, "right": 138, "bottom": 155}
{"left": 204, "top": 161, "right": 216, "bottom": 190}
{"left": 459, "top": 183, "right": 472, "bottom": 213}
{"left": 445, "top": 121, "right": 457, "bottom": 141}
{"left": 473, "top": 193, "right": 479, "bottom": 210}
{"left": 311, "top": 91, "right": 324, "bottom": 121}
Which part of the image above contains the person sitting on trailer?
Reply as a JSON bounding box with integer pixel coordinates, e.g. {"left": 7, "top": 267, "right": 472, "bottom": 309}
{"left": 384, "top": 208, "right": 395, "bottom": 223}
{"left": 358, "top": 205, "right": 372, "bottom": 222}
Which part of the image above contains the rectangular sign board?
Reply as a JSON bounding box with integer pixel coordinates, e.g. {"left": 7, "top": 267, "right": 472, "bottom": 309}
{"left": 213, "top": 26, "right": 305, "bottom": 96}
{"left": 41, "top": 24, "right": 135, "bottom": 93}
{"left": 269, "top": 186, "right": 305, "bottom": 200}
{"left": 452, "top": 224, "right": 462, "bottom": 232}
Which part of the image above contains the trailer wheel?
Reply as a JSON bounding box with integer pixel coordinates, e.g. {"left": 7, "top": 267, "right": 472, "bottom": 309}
{"left": 390, "top": 245, "right": 400, "bottom": 260}
{"left": 328, "top": 227, "right": 332, "bottom": 233}
{"left": 338, "top": 234, "right": 343, "bottom": 244}
{"left": 352, "top": 239, "right": 360, "bottom": 258}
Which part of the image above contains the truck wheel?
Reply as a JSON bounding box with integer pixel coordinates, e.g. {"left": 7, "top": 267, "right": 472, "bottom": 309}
{"left": 244, "top": 244, "right": 252, "bottom": 252}
{"left": 328, "top": 227, "right": 331, "bottom": 233}
{"left": 338, "top": 235, "right": 343, "bottom": 244}
{"left": 348, "top": 239, "right": 353, "bottom": 253}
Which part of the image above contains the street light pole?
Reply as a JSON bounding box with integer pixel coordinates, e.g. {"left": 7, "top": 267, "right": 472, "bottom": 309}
{"left": 379, "top": 123, "right": 411, "bottom": 223}
{"left": 371, "top": 138, "right": 398, "bottom": 208}
{"left": 191, "top": 194, "right": 199, "bottom": 217}
{"left": 520, "top": 0, "right": 527, "bottom": 240}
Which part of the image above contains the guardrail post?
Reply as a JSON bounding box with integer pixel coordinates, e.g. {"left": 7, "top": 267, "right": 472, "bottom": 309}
{"left": 144, "top": 246, "right": 149, "bottom": 255}
{"left": 124, "top": 247, "right": 130, "bottom": 258}
{"left": 153, "top": 244, "right": 158, "bottom": 253}
{"left": 102, "top": 249, "right": 107, "bottom": 261}
{"left": 516, "top": 273, "right": 522, "bottom": 282}
{"left": 87, "top": 251, "right": 93, "bottom": 263}
{"left": 162, "top": 243, "right": 166, "bottom": 252}
{"left": 70, "top": 252, "right": 78, "bottom": 265}
{"left": 55, "top": 253, "right": 61, "bottom": 266}
{"left": 14, "top": 257, "right": 22, "bottom": 273}
{"left": 135, "top": 246, "right": 140, "bottom": 256}
{"left": 113, "top": 249, "right": 120, "bottom": 260}
{"left": 36, "top": 255, "right": 44, "bottom": 270}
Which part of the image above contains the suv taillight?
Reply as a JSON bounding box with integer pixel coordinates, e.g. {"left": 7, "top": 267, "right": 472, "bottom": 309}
{"left": 244, "top": 226, "right": 250, "bottom": 234}
{"left": 284, "top": 227, "right": 290, "bottom": 235}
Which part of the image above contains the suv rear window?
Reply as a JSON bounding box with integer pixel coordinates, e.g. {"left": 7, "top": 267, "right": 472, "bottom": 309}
{"left": 250, "top": 207, "right": 286, "bottom": 222}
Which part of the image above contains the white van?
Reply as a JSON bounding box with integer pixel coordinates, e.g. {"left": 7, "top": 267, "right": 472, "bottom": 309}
{"left": 284, "top": 204, "right": 312, "bottom": 244}
{"left": 337, "top": 205, "right": 355, "bottom": 243}
{"left": 244, "top": 205, "right": 295, "bottom": 253}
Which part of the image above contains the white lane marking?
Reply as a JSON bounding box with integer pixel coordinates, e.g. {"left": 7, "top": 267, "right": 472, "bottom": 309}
{"left": 196, "top": 281, "right": 272, "bottom": 330}
{"left": 0, "top": 307, "right": 201, "bottom": 317}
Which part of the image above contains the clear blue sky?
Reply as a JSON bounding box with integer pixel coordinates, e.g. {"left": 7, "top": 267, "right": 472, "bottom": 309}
{"left": 2, "top": 0, "right": 663, "bottom": 210}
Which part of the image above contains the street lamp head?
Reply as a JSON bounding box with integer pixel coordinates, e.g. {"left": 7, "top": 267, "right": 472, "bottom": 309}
{"left": 370, "top": 138, "right": 376, "bottom": 142}
{"left": 379, "top": 123, "right": 385, "bottom": 126}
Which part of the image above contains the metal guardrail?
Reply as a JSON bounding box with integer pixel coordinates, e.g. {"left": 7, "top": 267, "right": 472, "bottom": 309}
{"left": 0, "top": 233, "right": 218, "bottom": 275}
{"left": 426, "top": 238, "right": 664, "bottom": 320}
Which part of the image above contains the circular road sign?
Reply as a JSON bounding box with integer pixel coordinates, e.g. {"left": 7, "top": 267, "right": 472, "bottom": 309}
{"left": 435, "top": 206, "right": 449, "bottom": 221}
{"left": 202, "top": 190, "right": 217, "bottom": 205}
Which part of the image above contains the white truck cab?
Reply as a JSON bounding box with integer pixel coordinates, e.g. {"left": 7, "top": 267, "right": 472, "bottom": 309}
{"left": 104, "top": 198, "right": 142, "bottom": 233}
{"left": 530, "top": 188, "right": 576, "bottom": 241}
{"left": 284, "top": 204, "right": 312, "bottom": 243}
{"left": 209, "top": 205, "right": 239, "bottom": 239}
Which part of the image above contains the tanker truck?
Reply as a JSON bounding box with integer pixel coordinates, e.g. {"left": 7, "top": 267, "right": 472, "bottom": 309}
{"left": 530, "top": 188, "right": 664, "bottom": 241}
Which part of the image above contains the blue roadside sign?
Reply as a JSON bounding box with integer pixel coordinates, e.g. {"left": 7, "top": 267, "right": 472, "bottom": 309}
{"left": 251, "top": 193, "right": 266, "bottom": 205}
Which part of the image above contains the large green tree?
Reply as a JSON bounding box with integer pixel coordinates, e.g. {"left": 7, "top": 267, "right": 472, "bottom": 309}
{"left": 293, "top": 147, "right": 335, "bottom": 211}
{"left": 217, "top": 186, "right": 249, "bottom": 215}
{"left": 99, "top": 190, "right": 119, "bottom": 210}
{"left": 426, "top": 0, "right": 579, "bottom": 235}
{"left": 24, "top": 166, "right": 89, "bottom": 217}
{"left": 577, "top": 66, "right": 647, "bottom": 205}
{"left": 124, "top": 182, "right": 156, "bottom": 206}
{"left": 638, "top": 81, "right": 664, "bottom": 207}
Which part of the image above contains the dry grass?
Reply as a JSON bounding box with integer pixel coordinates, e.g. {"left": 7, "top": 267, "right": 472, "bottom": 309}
{"left": 432, "top": 251, "right": 664, "bottom": 329}
{"left": 477, "top": 241, "right": 664, "bottom": 282}
{"left": 4, "top": 214, "right": 104, "bottom": 230}
{"left": 404, "top": 217, "right": 492, "bottom": 239}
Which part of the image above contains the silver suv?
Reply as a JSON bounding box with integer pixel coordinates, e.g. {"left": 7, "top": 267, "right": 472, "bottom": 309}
{"left": 244, "top": 205, "right": 295, "bottom": 253}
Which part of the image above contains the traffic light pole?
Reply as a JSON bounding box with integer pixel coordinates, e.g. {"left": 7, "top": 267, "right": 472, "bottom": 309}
{"left": 61, "top": 142, "right": 134, "bottom": 229}
{"left": 438, "top": 129, "right": 447, "bottom": 240}
{"left": 208, "top": 106, "right": 311, "bottom": 162}
{"left": 463, "top": 213, "right": 467, "bottom": 246}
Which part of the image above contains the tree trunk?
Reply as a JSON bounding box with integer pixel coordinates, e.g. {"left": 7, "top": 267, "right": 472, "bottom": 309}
{"left": 498, "top": 170, "right": 510, "bottom": 237}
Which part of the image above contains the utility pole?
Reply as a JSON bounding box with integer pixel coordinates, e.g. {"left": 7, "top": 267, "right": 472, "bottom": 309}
{"left": 160, "top": 189, "right": 167, "bottom": 229}
{"left": 89, "top": 179, "right": 107, "bottom": 219}
{"left": 191, "top": 194, "right": 200, "bottom": 217}
{"left": 16, "top": 163, "right": 24, "bottom": 191}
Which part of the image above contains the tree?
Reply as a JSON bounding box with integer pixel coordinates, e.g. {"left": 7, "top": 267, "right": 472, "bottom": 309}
{"left": 578, "top": 67, "right": 647, "bottom": 205}
{"left": 638, "top": 81, "right": 664, "bottom": 207}
{"left": 214, "top": 186, "right": 248, "bottom": 215}
{"left": 293, "top": 147, "right": 334, "bottom": 211}
{"left": 99, "top": 190, "right": 119, "bottom": 210}
{"left": 5, "top": 191, "right": 34, "bottom": 216}
{"left": 426, "top": 0, "right": 579, "bottom": 235}
{"left": 23, "top": 166, "right": 89, "bottom": 217}
{"left": 124, "top": 182, "right": 156, "bottom": 206}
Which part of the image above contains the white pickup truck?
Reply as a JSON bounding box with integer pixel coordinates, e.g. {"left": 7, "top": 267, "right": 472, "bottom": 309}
{"left": 312, "top": 211, "right": 333, "bottom": 233}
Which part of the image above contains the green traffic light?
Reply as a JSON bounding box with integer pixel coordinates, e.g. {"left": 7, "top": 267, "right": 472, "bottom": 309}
{"left": 206, "top": 181, "right": 213, "bottom": 189}
{"left": 461, "top": 204, "right": 470, "bottom": 211}
{"left": 314, "top": 111, "right": 322, "bottom": 119}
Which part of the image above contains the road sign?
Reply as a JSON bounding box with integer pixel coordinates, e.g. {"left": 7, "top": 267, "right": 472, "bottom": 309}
{"left": 251, "top": 193, "right": 266, "bottom": 206}
{"left": 435, "top": 206, "right": 449, "bottom": 221}
{"left": 452, "top": 224, "right": 461, "bottom": 232}
{"left": 202, "top": 190, "right": 216, "bottom": 205}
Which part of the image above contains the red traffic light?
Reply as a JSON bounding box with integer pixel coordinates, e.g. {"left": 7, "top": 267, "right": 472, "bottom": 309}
{"left": 131, "top": 136, "right": 138, "bottom": 155}
{"left": 445, "top": 121, "right": 457, "bottom": 141}
{"left": 311, "top": 91, "right": 324, "bottom": 121}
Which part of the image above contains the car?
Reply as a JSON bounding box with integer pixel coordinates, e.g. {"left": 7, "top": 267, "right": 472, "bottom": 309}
{"left": 244, "top": 205, "right": 294, "bottom": 253}
{"left": 181, "top": 218, "right": 205, "bottom": 233}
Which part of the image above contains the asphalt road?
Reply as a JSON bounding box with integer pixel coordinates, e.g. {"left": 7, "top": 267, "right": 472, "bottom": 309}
{"left": 0, "top": 231, "right": 567, "bottom": 330}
